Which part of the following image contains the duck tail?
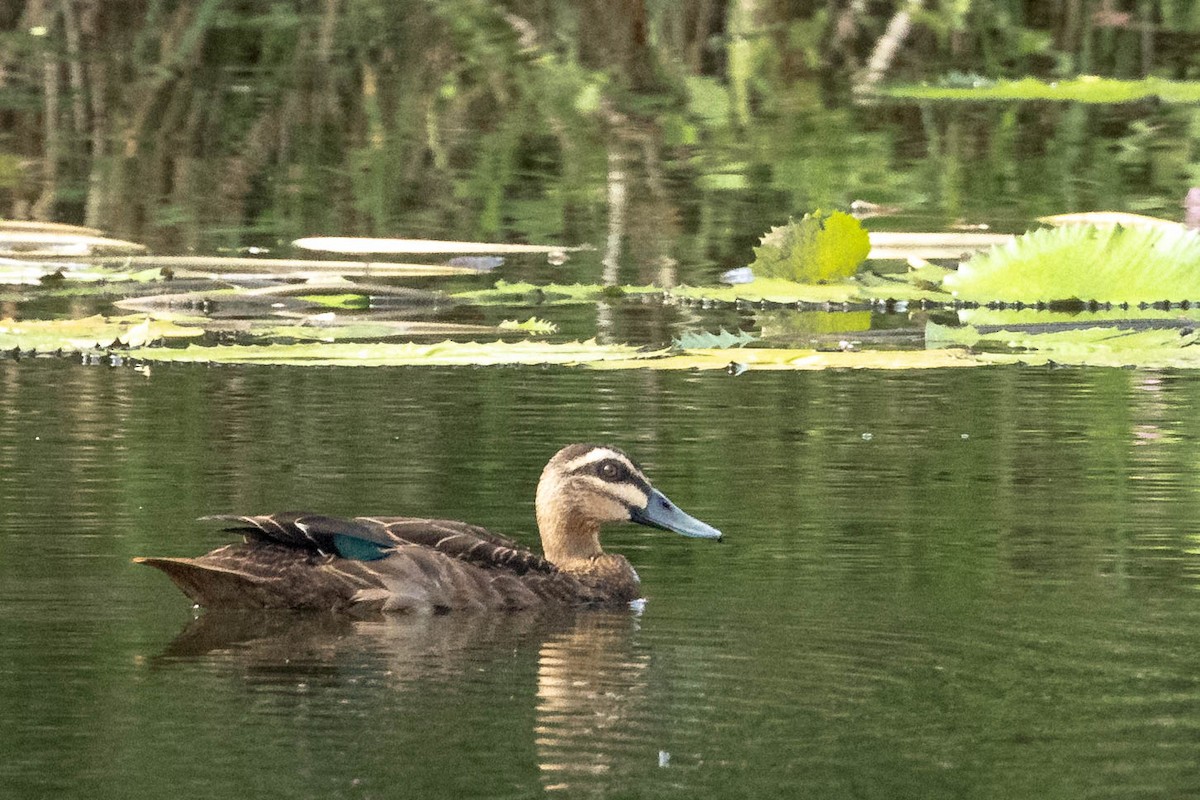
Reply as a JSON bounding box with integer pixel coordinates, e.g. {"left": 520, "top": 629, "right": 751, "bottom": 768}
{"left": 133, "top": 557, "right": 268, "bottom": 609}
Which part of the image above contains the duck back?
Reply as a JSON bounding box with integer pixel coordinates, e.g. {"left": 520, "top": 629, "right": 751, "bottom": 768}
{"left": 136, "top": 513, "right": 616, "bottom": 612}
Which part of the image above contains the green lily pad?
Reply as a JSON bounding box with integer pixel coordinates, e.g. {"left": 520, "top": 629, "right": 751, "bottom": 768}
{"left": 126, "top": 339, "right": 655, "bottom": 367}
{"left": 672, "top": 328, "right": 757, "bottom": 350}
{"left": 927, "top": 319, "right": 1200, "bottom": 368}
{"left": 946, "top": 224, "right": 1200, "bottom": 304}
{"left": 498, "top": 317, "right": 559, "bottom": 334}
{"left": 0, "top": 315, "right": 204, "bottom": 353}
{"left": 751, "top": 211, "right": 870, "bottom": 283}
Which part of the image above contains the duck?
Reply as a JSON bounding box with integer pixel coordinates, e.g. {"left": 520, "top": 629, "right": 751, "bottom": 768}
{"left": 135, "top": 444, "right": 722, "bottom": 612}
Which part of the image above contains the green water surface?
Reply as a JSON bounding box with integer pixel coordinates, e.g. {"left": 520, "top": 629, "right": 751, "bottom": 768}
{"left": 3, "top": 361, "right": 1200, "bottom": 798}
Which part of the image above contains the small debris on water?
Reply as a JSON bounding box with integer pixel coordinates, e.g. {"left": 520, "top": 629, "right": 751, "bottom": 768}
{"left": 861, "top": 432, "right": 873, "bottom": 441}
{"left": 448, "top": 256, "right": 504, "bottom": 271}
{"left": 658, "top": 751, "right": 670, "bottom": 767}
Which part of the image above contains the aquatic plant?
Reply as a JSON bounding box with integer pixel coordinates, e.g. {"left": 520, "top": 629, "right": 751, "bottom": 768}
{"left": 750, "top": 211, "right": 871, "bottom": 283}
{"left": 498, "top": 317, "right": 558, "bottom": 335}
{"left": 0, "top": 315, "right": 202, "bottom": 353}
{"left": 927, "top": 319, "right": 1200, "bottom": 369}
{"left": 945, "top": 223, "right": 1200, "bottom": 303}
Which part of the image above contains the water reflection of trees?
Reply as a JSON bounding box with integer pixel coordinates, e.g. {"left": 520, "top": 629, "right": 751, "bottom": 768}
{"left": 3, "top": 3, "right": 1195, "bottom": 253}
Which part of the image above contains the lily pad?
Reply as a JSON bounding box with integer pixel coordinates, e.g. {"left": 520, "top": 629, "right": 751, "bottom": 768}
{"left": 0, "top": 259, "right": 168, "bottom": 286}
{"left": 498, "top": 317, "right": 559, "bottom": 335}
{"left": 672, "top": 328, "right": 757, "bottom": 350}
{"left": 751, "top": 212, "right": 870, "bottom": 283}
{"left": 0, "top": 315, "right": 204, "bottom": 353}
{"left": 927, "top": 320, "right": 1200, "bottom": 368}
{"left": 126, "top": 339, "right": 654, "bottom": 367}
{"left": 945, "top": 224, "right": 1200, "bottom": 304}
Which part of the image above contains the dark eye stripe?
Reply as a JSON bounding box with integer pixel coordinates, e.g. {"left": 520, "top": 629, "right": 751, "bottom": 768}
{"left": 575, "top": 458, "right": 651, "bottom": 495}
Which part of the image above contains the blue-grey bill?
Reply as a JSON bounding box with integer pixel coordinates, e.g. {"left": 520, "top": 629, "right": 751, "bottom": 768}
{"left": 631, "top": 488, "right": 722, "bottom": 540}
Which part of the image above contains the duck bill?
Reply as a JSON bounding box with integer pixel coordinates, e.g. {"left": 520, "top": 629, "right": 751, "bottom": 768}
{"left": 631, "top": 488, "right": 722, "bottom": 541}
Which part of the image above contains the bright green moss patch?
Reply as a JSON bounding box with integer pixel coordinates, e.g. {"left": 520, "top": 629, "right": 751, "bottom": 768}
{"left": 881, "top": 76, "right": 1200, "bottom": 104}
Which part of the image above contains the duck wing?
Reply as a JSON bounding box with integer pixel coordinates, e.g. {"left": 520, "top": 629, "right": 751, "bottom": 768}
{"left": 203, "top": 512, "right": 556, "bottom": 574}
{"left": 201, "top": 512, "right": 397, "bottom": 561}
{"left": 358, "top": 516, "right": 555, "bottom": 575}
{"left": 137, "top": 513, "right": 593, "bottom": 612}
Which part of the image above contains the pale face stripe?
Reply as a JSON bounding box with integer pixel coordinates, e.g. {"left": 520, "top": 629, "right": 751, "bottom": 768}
{"left": 575, "top": 475, "right": 648, "bottom": 510}
{"left": 561, "top": 447, "right": 634, "bottom": 472}
{"left": 562, "top": 448, "right": 648, "bottom": 482}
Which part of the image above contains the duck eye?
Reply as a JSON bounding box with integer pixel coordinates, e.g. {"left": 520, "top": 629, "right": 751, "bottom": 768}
{"left": 599, "top": 461, "right": 623, "bottom": 481}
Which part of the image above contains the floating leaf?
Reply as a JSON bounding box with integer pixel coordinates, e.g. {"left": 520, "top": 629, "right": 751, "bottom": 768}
{"left": 672, "top": 328, "right": 757, "bottom": 350}
{"left": 0, "top": 259, "right": 170, "bottom": 286}
{"left": 245, "top": 320, "right": 497, "bottom": 342}
{"left": 498, "top": 317, "right": 559, "bottom": 335}
{"left": 956, "top": 307, "right": 1200, "bottom": 329}
{"left": 926, "top": 320, "right": 1200, "bottom": 368}
{"left": 945, "top": 224, "right": 1200, "bottom": 304}
{"left": 751, "top": 211, "right": 871, "bottom": 283}
{"left": 127, "top": 339, "right": 655, "bottom": 367}
{"left": 0, "top": 315, "right": 203, "bottom": 353}
{"left": 121, "top": 337, "right": 990, "bottom": 370}
{"left": 455, "top": 274, "right": 945, "bottom": 308}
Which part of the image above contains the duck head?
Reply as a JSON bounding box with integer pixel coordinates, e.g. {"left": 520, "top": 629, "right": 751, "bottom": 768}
{"left": 535, "top": 444, "right": 722, "bottom": 566}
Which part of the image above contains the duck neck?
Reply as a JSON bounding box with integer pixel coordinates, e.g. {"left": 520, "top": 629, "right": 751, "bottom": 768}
{"left": 537, "top": 504, "right": 603, "bottom": 567}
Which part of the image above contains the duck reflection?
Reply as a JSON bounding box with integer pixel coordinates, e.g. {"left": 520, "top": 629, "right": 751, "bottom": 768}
{"left": 534, "top": 611, "right": 648, "bottom": 792}
{"left": 150, "top": 606, "right": 646, "bottom": 793}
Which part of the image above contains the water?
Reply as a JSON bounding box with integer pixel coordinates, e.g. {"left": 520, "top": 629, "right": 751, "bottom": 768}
{"left": 3, "top": 360, "right": 1200, "bottom": 797}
